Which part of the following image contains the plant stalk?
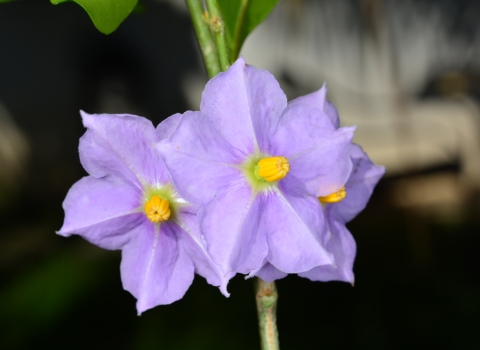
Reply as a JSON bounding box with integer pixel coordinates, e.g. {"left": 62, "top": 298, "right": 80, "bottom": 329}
{"left": 205, "top": 0, "right": 230, "bottom": 71}
{"left": 185, "top": 0, "right": 220, "bottom": 78}
{"left": 255, "top": 278, "right": 280, "bottom": 350}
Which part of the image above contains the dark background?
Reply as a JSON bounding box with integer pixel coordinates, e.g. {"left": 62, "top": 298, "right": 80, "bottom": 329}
{"left": 1, "top": 0, "right": 480, "bottom": 349}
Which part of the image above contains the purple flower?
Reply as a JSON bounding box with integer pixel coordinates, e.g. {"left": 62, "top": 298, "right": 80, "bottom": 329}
{"left": 58, "top": 112, "right": 228, "bottom": 314}
{"left": 159, "top": 58, "right": 355, "bottom": 279}
{"left": 252, "top": 85, "right": 385, "bottom": 283}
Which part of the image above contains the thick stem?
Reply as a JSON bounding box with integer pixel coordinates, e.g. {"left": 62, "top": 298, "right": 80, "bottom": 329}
{"left": 185, "top": 0, "right": 220, "bottom": 78}
{"left": 205, "top": 0, "right": 230, "bottom": 71}
{"left": 255, "top": 278, "right": 280, "bottom": 350}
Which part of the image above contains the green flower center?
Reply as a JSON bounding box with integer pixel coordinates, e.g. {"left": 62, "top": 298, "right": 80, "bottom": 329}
{"left": 142, "top": 183, "right": 183, "bottom": 222}
{"left": 241, "top": 153, "right": 290, "bottom": 193}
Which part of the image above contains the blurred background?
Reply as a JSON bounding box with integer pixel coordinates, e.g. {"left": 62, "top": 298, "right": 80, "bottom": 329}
{"left": 1, "top": 0, "right": 480, "bottom": 348}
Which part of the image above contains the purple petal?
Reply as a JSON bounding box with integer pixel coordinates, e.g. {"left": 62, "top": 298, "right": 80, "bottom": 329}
{"left": 120, "top": 221, "right": 195, "bottom": 314}
{"left": 270, "top": 104, "right": 354, "bottom": 196}
{"left": 299, "top": 213, "right": 356, "bottom": 284}
{"left": 58, "top": 176, "right": 143, "bottom": 250}
{"left": 269, "top": 103, "right": 342, "bottom": 156}
{"left": 198, "top": 183, "right": 268, "bottom": 275}
{"left": 324, "top": 101, "right": 341, "bottom": 129}
{"left": 289, "top": 84, "right": 340, "bottom": 128}
{"left": 159, "top": 111, "right": 243, "bottom": 204}
{"left": 80, "top": 111, "right": 168, "bottom": 186}
{"left": 200, "top": 57, "right": 287, "bottom": 154}
{"left": 243, "top": 62, "right": 288, "bottom": 151}
{"left": 253, "top": 262, "right": 287, "bottom": 282}
{"left": 156, "top": 113, "right": 182, "bottom": 140}
{"left": 175, "top": 208, "right": 230, "bottom": 296}
{"left": 262, "top": 188, "right": 333, "bottom": 273}
{"left": 331, "top": 144, "right": 385, "bottom": 223}
{"left": 161, "top": 111, "right": 243, "bottom": 162}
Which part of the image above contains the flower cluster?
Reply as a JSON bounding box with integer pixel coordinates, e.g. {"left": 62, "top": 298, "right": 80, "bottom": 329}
{"left": 59, "top": 58, "right": 384, "bottom": 314}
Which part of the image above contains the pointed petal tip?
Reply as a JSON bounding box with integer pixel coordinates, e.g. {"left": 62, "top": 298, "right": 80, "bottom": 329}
{"left": 318, "top": 82, "right": 327, "bottom": 95}
{"left": 80, "top": 110, "right": 95, "bottom": 128}
{"left": 219, "top": 271, "right": 236, "bottom": 297}
{"left": 135, "top": 297, "right": 152, "bottom": 316}
{"left": 339, "top": 125, "right": 357, "bottom": 141}
{"left": 234, "top": 56, "right": 246, "bottom": 66}
{"left": 211, "top": 57, "right": 246, "bottom": 82}
{"left": 224, "top": 56, "right": 247, "bottom": 76}
{"left": 79, "top": 109, "right": 91, "bottom": 120}
{"left": 136, "top": 306, "right": 144, "bottom": 316}
{"left": 345, "top": 124, "right": 357, "bottom": 132}
{"left": 348, "top": 274, "right": 355, "bottom": 286}
{"left": 220, "top": 284, "right": 230, "bottom": 298}
{"left": 56, "top": 227, "right": 71, "bottom": 237}
{"left": 379, "top": 165, "right": 386, "bottom": 176}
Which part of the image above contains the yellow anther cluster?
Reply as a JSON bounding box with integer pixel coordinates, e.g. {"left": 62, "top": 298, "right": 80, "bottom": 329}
{"left": 256, "top": 156, "right": 290, "bottom": 182}
{"left": 318, "top": 187, "right": 347, "bottom": 204}
{"left": 144, "top": 195, "right": 171, "bottom": 223}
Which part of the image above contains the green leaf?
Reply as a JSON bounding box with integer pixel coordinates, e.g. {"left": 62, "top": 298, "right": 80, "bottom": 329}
{"left": 217, "top": 0, "right": 280, "bottom": 61}
{"left": 51, "top": 0, "right": 139, "bottom": 35}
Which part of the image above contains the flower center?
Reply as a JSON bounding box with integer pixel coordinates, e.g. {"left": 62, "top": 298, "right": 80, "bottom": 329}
{"left": 318, "top": 187, "right": 346, "bottom": 204}
{"left": 255, "top": 156, "right": 290, "bottom": 182}
{"left": 144, "top": 195, "right": 171, "bottom": 223}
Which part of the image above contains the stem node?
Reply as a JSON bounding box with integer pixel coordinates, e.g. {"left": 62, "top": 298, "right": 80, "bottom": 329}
{"left": 255, "top": 278, "right": 280, "bottom": 350}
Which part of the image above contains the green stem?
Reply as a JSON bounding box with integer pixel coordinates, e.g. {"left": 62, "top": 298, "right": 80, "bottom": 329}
{"left": 185, "top": 0, "right": 220, "bottom": 78}
{"left": 205, "top": 0, "right": 230, "bottom": 71}
{"left": 255, "top": 278, "right": 280, "bottom": 350}
{"left": 232, "top": 0, "right": 249, "bottom": 61}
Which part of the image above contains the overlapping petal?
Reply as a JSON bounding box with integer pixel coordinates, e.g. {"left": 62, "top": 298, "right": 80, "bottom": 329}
{"left": 243, "top": 62, "right": 288, "bottom": 151}
{"left": 156, "top": 113, "right": 182, "bottom": 141}
{"left": 201, "top": 57, "right": 287, "bottom": 154}
{"left": 270, "top": 104, "right": 354, "bottom": 196}
{"left": 174, "top": 208, "right": 230, "bottom": 296}
{"left": 253, "top": 262, "right": 288, "bottom": 283}
{"left": 120, "top": 221, "right": 195, "bottom": 315}
{"left": 159, "top": 111, "right": 244, "bottom": 204}
{"left": 262, "top": 189, "right": 333, "bottom": 273}
{"left": 332, "top": 144, "right": 385, "bottom": 223}
{"left": 298, "top": 212, "right": 356, "bottom": 283}
{"left": 198, "top": 182, "right": 268, "bottom": 275}
{"left": 58, "top": 175, "right": 143, "bottom": 250}
{"left": 277, "top": 181, "right": 329, "bottom": 246}
{"left": 80, "top": 111, "right": 168, "bottom": 186}
{"left": 298, "top": 145, "right": 384, "bottom": 283}
{"left": 289, "top": 84, "right": 340, "bottom": 128}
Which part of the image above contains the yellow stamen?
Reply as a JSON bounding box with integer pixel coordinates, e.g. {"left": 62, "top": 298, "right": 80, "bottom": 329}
{"left": 256, "top": 156, "right": 290, "bottom": 182}
{"left": 144, "top": 195, "right": 171, "bottom": 223}
{"left": 318, "top": 187, "right": 347, "bottom": 204}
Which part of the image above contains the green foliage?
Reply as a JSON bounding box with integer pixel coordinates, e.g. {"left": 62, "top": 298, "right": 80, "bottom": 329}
{"left": 217, "top": 0, "right": 280, "bottom": 61}
{"left": 0, "top": 247, "right": 113, "bottom": 348}
{"left": 50, "top": 0, "right": 138, "bottom": 35}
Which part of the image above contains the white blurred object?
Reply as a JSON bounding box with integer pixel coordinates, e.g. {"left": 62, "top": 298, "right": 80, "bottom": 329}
{"left": 340, "top": 96, "right": 480, "bottom": 187}
{"left": 0, "top": 102, "right": 29, "bottom": 189}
